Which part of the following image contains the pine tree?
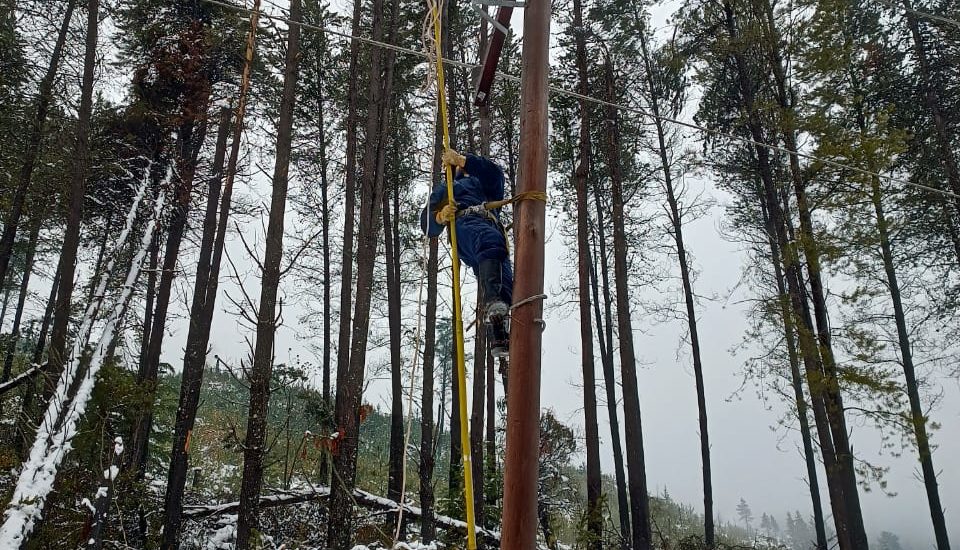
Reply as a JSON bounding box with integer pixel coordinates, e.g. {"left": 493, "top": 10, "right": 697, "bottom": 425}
{"left": 327, "top": 0, "right": 402, "bottom": 543}
{"left": 736, "top": 498, "right": 753, "bottom": 527}
{"left": 234, "top": 0, "right": 301, "bottom": 545}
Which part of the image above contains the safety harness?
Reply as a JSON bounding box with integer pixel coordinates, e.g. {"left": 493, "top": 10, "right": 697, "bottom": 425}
{"left": 453, "top": 190, "right": 547, "bottom": 251}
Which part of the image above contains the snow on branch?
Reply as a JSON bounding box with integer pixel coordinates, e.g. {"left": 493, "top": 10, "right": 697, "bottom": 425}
{"left": 0, "top": 168, "right": 167, "bottom": 548}
{"left": 0, "top": 364, "right": 42, "bottom": 396}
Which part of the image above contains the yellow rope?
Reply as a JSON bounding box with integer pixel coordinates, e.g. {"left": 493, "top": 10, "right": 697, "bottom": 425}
{"left": 429, "top": 1, "right": 478, "bottom": 549}
{"left": 482, "top": 189, "right": 547, "bottom": 211}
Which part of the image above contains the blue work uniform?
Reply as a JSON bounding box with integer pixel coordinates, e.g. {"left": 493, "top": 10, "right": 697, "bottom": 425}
{"left": 420, "top": 154, "right": 514, "bottom": 305}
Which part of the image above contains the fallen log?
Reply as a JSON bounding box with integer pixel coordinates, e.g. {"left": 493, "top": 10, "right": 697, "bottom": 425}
{"left": 182, "top": 484, "right": 502, "bottom": 544}
{"left": 0, "top": 364, "right": 42, "bottom": 396}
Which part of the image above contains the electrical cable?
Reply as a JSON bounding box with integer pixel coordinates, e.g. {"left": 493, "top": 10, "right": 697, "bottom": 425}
{"left": 197, "top": 0, "right": 960, "bottom": 201}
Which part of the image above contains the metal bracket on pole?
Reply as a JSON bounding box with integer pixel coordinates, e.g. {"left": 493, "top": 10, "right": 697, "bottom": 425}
{"left": 473, "top": 1, "right": 511, "bottom": 35}
{"left": 473, "top": 1, "right": 521, "bottom": 107}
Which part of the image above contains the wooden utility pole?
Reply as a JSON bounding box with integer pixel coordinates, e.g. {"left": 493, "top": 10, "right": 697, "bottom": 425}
{"left": 500, "top": 0, "right": 550, "bottom": 547}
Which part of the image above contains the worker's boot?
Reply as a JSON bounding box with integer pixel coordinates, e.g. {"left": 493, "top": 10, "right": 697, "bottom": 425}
{"left": 479, "top": 259, "right": 510, "bottom": 358}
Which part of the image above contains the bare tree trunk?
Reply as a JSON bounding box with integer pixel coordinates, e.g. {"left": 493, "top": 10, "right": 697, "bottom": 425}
{"left": 1, "top": 218, "right": 40, "bottom": 388}
{"left": 419, "top": 237, "right": 439, "bottom": 542}
{"left": 235, "top": 1, "right": 300, "bottom": 545}
{"left": 0, "top": 0, "right": 76, "bottom": 289}
{"left": 383, "top": 185, "right": 405, "bottom": 520}
{"left": 471, "top": 17, "right": 492, "bottom": 522}
{"left": 767, "top": 10, "right": 869, "bottom": 542}
{"left": 0, "top": 283, "right": 10, "bottom": 333}
{"left": 751, "top": 120, "right": 854, "bottom": 550}
{"left": 85, "top": 214, "right": 113, "bottom": 306}
{"left": 792, "top": 135, "right": 868, "bottom": 550}
{"left": 448, "top": 339, "right": 463, "bottom": 512}
{"left": 335, "top": 0, "right": 363, "bottom": 404}
{"left": 129, "top": 116, "right": 209, "bottom": 478}
{"left": 32, "top": 265, "right": 59, "bottom": 369}
{"left": 635, "top": 29, "right": 714, "bottom": 547}
{"left": 315, "top": 31, "right": 334, "bottom": 486}
{"left": 484, "top": 333, "right": 497, "bottom": 517}
{"left": 16, "top": 257, "right": 60, "bottom": 454}
{"left": 43, "top": 0, "right": 99, "bottom": 401}
{"left": 870, "top": 176, "right": 951, "bottom": 550}
{"left": 159, "top": 105, "right": 233, "bottom": 550}
{"left": 441, "top": 0, "right": 464, "bottom": 519}
{"left": 572, "top": 0, "right": 602, "bottom": 545}
{"left": 470, "top": 293, "right": 486, "bottom": 538}
{"left": 762, "top": 194, "right": 829, "bottom": 550}
{"left": 604, "top": 59, "right": 652, "bottom": 550}
{"left": 327, "top": 0, "right": 399, "bottom": 542}
{"left": 160, "top": 1, "right": 261, "bottom": 537}
{"left": 590, "top": 191, "right": 630, "bottom": 548}
{"left": 138, "top": 229, "right": 159, "bottom": 378}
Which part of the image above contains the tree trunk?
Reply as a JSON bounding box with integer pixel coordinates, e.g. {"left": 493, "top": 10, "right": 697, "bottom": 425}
{"left": 159, "top": 105, "right": 233, "bottom": 550}
{"left": 234, "top": 2, "right": 300, "bottom": 545}
{"left": 419, "top": 237, "right": 439, "bottom": 542}
{"left": 138, "top": 228, "right": 160, "bottom": 378}
{"left": 31, "top": 264, "right": 59, "bottom": 369}
{"left": 901, "top": 0, "right": 960, "bottom": 223}
{"left": 0, "top": 279, "right": 12, "bottom": 328}
{"left": 335, "top": 0, "right": 363, "bottom": 404}
{"left": 327, "top": 0, "right": 399, "bottom": 543}
{"left": 761, "top": 147, "right": 853, "bottom": 550}
{"left": 315, "top": 29, "right": 334, "bottom": 486}
{"left": 719, "top": 2, "right": 861, "bottom": 545}
{"left": 484, "top": 331, "right": 497, "bottom": 518}
{"left": 470, "top": 293, "right": 486, "bottom": 538}
{"left": 765, "top": 5, "right": 869, "bottom": 541}
{"left": 16, "top": 256, "right": 60, "bottom": 454}
{"left": 590, "top": 188, "right": 631, "bottom": 548}
{"left": 604, "top": 59, "right": 652, "bottom": 550}
{"left": 43, "top": 0, "right": 99, "bottom": 401}
{"left": 571, "top": 0, "right": 602, "bottom": 545}
{"left": 85, "top": 437, "right": 124, "bottom": 550}
{"left": 161, "top": 0, "right": 261, "bottom": 537}
{"left": 0, "top": 0, "right": 76, "bottom": 289}
{"left": 471, "top": 17, "right": 492, "bottom": 523}
{"left": 762, "top": 195, "right": 829, "bottom": 550}
{"left": 448, "top": 338, "right": 463, "bottom": 513}
{"left": 129, "top": 117, "right": 209, "bottom": 478}
{"left": 85, "top": 214, "right": 113, "bottom": 306}
{"left": 1, "top": 218, "right": 40, "bottom": 388}
{"left": 383, "top": 185, "right": 405, "bottom": 518}
{"left": 636, "top": 29, "right": 714, "bottom": 547}
{"left": 870, "top": 176, "right": 951, "bottom": 550}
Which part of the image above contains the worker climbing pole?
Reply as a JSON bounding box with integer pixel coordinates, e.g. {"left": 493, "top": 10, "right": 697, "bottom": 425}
{"left": 427, "top": 3, "right": 479, "bottom": 548}
{"left": 426, "top": 0, "right": 550, "bottom": 545}
{"left": 501, "top": 0, "right": 550, "bottom": 546}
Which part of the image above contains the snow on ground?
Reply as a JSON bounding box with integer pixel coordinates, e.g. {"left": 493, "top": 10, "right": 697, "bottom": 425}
{"left": 205, "top": 514, "right": 238, "bottom": 550}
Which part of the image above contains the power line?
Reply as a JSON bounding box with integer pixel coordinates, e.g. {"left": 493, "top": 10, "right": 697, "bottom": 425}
{"left": 197, "top": 0, "right": 960, "bottom": 201}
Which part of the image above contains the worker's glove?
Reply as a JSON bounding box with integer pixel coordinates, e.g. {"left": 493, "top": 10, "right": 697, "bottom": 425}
{"left": 436, "top": 203, "right": 457, "bottom": 225}
{"left": 443, "top": 148, "right": 467, "bottom": 168}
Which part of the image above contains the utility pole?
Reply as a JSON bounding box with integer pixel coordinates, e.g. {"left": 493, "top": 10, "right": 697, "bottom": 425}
{"left": 500, "top": 0, "right": 550, "bottom": 547}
